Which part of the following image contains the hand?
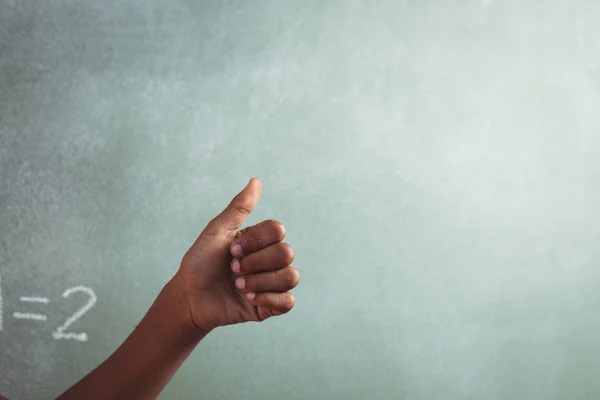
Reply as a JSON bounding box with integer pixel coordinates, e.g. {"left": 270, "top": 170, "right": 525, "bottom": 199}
{"left": 174, "top": 178, "right": 299, "bottom": 332}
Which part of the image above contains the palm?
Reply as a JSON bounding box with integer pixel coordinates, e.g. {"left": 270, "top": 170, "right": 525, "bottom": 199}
{"left": 179, "top": 242, "right": 264, "bottom": 330}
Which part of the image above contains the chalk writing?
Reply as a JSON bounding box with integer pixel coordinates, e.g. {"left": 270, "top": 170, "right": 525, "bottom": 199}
{"left": 52, "top": 286, "right": 97, "bottom": 342}
{"left": 0, "top": 275, "right": 97, "bottom": 343}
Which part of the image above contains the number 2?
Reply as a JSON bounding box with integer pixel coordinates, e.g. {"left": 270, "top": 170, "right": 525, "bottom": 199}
{"left": 52, "top": 286, "right": 97, "bottom": 342}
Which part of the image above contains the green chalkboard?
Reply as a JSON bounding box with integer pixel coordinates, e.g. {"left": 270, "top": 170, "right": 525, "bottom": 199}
{"left": 2, "top": 1, "right": 600, "bottom": 399}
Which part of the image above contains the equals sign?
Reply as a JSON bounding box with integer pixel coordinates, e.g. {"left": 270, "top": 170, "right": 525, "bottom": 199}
{"left": 13, "top": 296, "right": 50, "bottom": 321}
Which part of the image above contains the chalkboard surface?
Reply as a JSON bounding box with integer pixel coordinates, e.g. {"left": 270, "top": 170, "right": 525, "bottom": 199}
{"left": 2, "top": 1, "right": 600, "bottom": 399}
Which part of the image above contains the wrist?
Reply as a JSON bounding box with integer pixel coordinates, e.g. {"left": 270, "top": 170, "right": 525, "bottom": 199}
{"left": 166, "top": 273, "right": 214, "bottom": 336}
{"left": 57, "top": 276, "right": 209, "bottom": 400}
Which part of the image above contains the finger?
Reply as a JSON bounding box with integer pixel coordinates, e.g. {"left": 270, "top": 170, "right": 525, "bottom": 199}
{"left": 231, "top": 242, "right": 294, "bottom": 275}
{"left": 245, "top": 292, "right": 296, "bottom": 319}
{"left": 235, "top": 266, "right": 300, "bottom": 293}
{"left": 230, "top": 219, "right": 286, "bottom": 258}
{"left": 206, "top": 177, "right": 262, "bottom": 235}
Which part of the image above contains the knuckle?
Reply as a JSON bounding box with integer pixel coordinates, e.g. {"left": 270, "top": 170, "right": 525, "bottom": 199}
{"left": 266, "top": 219, "right": 286, "bottom": 241}
{"left": 279, "top": 243, "right": 295, "bottom": 265}
{"left": 281, "top": 294, "right": 295, "bottom": 311}
{"left": 284, "top": 267, "right": 300, "bottom": 288}
{"left": 234, "top": 204, "right": 253, "bottom": 216}
{"left": 258, "top": 307, "right": 274, "bottom": 321}
{"left": 246, "top": 236, "right": 267, "bottom": 252}
{"left": 232, "top": 194, "right": 254, "bottom": 216}
{"left": 246, "top": 274, "right": 264, "bottom": 291}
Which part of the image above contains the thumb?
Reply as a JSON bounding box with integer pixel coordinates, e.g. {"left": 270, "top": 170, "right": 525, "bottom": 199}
{"left": 207, "top": 177, "right": 262, "bottom": 234}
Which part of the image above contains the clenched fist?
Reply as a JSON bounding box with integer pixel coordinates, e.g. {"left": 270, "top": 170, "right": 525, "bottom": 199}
{"left": 174, "top": 178, "right": 299, "bottom": 332}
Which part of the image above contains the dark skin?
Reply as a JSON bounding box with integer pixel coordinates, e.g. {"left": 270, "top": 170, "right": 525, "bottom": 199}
{"left": 179, "top": 178, "right": 298, "bottom": 328}
{"left": 1, "top": 178, "right": 299, "bottom": 400}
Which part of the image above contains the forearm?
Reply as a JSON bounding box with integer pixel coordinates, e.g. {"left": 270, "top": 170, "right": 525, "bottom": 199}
{"left": 57, "top": 278, "right": 207, "bottom": 400}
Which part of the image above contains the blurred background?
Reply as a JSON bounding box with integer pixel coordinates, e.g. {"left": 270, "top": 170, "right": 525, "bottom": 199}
{"left": 1, "top": 1, "right": 600, "bottom": 399}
